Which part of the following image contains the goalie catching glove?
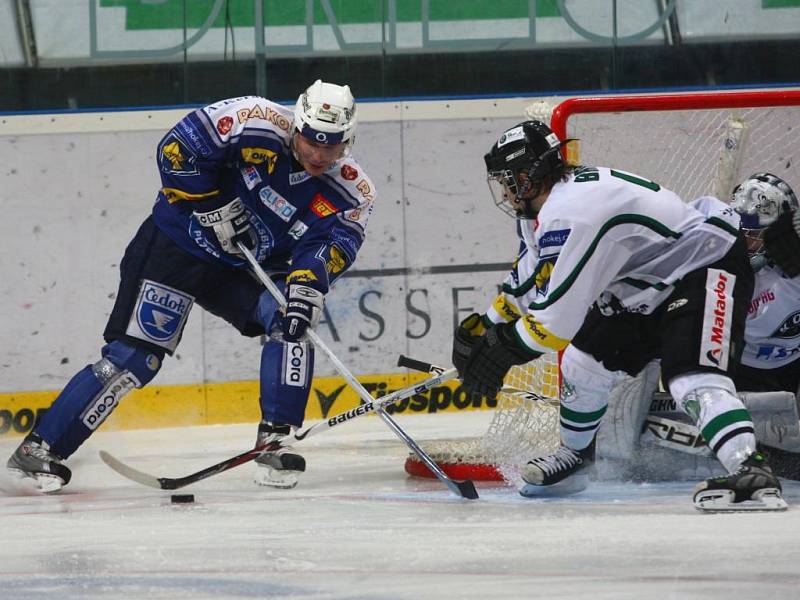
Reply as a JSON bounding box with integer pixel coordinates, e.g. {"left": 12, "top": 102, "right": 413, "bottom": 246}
{"left": 283, "top": 279, "right": 324, "bottom": 342}
{"left": 459, "top": 320, "right": 541, "bottom": 401}
{"left": 762, "top": 209, "right": 800, "bottom": 278}
{"left": 193, "top": 198, "right": 257, "bottom": 256}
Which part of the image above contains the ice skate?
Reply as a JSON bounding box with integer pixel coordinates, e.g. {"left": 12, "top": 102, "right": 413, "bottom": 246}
{"left": 693, "top": 451, "right": 787, "bottom": 512}
{"left": 254, "top": 422, "right": 306, "bottom": 489}
{"left": 519, "top": 442, "right": 595, "bottom": 497}
{"left": 6, "top": 433, "right": 72, "bottom": 494}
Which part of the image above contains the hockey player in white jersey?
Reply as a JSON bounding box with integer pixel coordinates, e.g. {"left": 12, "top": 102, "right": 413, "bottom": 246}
{"left": 453, "top": 120, "right": 786, "bottom": 511}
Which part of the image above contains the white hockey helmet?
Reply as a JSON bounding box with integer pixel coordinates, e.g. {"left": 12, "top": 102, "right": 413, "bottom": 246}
{"left": 731, "top": 172, "right": 799, "bottom": 261}
{"left": 293, "top": 79, "right": 357, "bottom": 153}
{"left": 731, "top": 172, "right": 798, "bottom": 230}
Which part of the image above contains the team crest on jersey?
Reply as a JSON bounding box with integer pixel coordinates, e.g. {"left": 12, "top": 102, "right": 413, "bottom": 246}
{"left": 159, "top": 133, "right": 198, "bottom": 175}
{"left": 322, "top": 245, "right": 347, "bottom": 274}
{"left": 126, "top": 281, "right": 194, "bottom": 352}
{"left": 533, "top": 258, "right": 556, "bottom": 297}
{"left": 259, "top": 186, "right": 297, "bottom": 222}
{"left": 340, "top": 164, "right": 358, "bottom": 180}
{"left": 772, "top": 310, "right": 800, "bottom": 338}
{"left": 216, "top": 116, "right": 233, "bottom": 135}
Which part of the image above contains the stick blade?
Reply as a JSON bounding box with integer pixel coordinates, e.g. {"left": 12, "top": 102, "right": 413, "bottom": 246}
{"left": 99, "top": 450, "right": 165, "bottom": 489}
{"left": 453, "top": 479, "right": 479, "bottom": 500}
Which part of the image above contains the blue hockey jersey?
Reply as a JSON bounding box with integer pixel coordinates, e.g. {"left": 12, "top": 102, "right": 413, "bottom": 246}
{"left": 151, "top": 96, "right": 375, "bottom": 294}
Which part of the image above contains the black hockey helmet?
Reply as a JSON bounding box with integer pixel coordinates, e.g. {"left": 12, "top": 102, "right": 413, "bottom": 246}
{"left": 484, "top": 120, "right": 569, "bottom": 219}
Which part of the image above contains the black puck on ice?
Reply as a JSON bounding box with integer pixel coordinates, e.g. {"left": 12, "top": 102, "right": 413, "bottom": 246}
{"left": 170, "top": 494, "right": 195, "bottom": 504}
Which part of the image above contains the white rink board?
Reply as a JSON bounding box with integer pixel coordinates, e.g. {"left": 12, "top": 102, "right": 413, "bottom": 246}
{"left": 0, "top": 100, "right": 528, "bottom": 392}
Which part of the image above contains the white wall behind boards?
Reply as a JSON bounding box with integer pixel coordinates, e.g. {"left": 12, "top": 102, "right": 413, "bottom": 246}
{"left": 0, "top": 99, "right": 533, "bottom": 393}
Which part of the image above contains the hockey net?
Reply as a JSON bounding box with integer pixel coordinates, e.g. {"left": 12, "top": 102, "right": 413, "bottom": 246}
{"left": 405, "top": 89, "right": 800, "bottom": 482}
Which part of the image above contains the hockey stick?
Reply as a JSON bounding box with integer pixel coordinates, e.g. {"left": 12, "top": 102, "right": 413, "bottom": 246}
{"left": 237, "top": 244, "right": 478, "bottom": 499}
{"left": 100, "top": 367, "right": 457, "bottom": 490}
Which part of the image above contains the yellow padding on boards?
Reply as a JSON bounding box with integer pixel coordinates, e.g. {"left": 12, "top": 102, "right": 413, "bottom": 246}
{"left": 0, "top": 371, "right": 502, "bottom": 437}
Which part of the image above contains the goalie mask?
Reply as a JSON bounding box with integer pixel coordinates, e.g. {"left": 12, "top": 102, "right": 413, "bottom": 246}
{"left": 293, "top": 79, "right": 358, "bottom": 155}
{"left": 730, "top": 172, "right": 799, "bottom": 260}
{"left": 484, "top": 120, "right": 568, "bottom": 219}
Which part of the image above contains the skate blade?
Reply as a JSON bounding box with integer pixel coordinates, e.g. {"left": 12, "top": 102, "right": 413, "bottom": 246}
{"left": 7, "top": 468, "right": 64, "bottom": 494}
{"left": 519, "top": 474, "right": 589, "bottom": 498}
{"left": 694, "top": 488, "right": 788, "bottom": 512}
{"left": 254, "top": 467, "right": 300, "bottom": 489}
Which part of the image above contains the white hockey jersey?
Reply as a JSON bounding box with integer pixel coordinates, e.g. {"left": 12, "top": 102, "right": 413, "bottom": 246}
{"left": 486, "top": 166, "right": 741, "bottom": 356}
{"left": 741, "top": 265, "right": 800, "bottom": 369}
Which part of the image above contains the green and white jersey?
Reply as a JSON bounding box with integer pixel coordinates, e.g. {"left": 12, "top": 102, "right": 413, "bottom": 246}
{"left": 495, "top": 166, "right": 741, "bottom": 356}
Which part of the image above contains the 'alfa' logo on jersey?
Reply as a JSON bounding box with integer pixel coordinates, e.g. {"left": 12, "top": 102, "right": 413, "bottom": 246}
{"left": 127, "top": 281, "right": 194, "bottom": 351}
{"left": 259, "top": 186, "right": 296, "bottom": 222}
{"left": 699, "top": 269, "right": 734, "bottom": 370}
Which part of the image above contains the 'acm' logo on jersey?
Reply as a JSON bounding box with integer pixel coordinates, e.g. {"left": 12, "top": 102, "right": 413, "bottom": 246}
{"left": 126, "top": 280, "right": 194, "bottom": 352}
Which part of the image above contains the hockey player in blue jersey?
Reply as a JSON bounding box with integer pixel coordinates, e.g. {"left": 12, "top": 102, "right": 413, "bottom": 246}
{"left": 7, "top": 80, "right": 376, "bottom": 492}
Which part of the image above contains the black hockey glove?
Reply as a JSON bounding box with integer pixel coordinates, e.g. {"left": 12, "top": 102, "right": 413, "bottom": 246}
{"left": 461, "top": 321, "right": 541, "bottom": 401}
{"left": 763, "top": 209, "right": 800, "bottom": 278}
{"left": 452, "top": 313, "right": 486, "bottom": 375}
{"left": 283, "top": 281, "right": 324, "bottom": 342}
{"left": 193, "top": 198, "right": 257, "bottom": 256}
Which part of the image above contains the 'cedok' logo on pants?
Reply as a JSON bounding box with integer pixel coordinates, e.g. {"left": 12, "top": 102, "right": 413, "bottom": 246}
{"left": 126, "top": 280, "right": 194, "bottom": 352}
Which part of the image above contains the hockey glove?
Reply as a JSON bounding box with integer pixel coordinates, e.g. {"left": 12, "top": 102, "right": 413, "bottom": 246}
{"left": 193, "top": 198, "right": 257, "bottom": 256}
{"left": 763, "top": 209, "right": 800, "bottom": 278}
{"left": 452, "top": 313, "right": 487, "bottom": 375}
{"left": 283, "top": 283, "right": 324, "bottom": 342}
{"left": 461, "top": 321, "right": 541, "bottom": 401}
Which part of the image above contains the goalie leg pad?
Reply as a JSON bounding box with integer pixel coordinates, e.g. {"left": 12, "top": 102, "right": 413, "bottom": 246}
{"left": 35, "top": 341, "right": 163, "bottom": 458}
{"left": 259, "top": 337, "right": 314, "bottom": 427}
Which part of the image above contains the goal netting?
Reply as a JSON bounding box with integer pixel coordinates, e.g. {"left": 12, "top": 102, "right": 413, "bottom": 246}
{"left": 405, "top": 89, "right": 800, "bottom": 482}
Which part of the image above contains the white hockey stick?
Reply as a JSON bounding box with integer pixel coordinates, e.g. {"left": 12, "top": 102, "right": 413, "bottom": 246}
{"left": 237, "top": 243, "right": 478, "bottom": 499}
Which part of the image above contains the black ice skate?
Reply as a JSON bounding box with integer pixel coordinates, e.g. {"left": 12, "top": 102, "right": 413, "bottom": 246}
{"left": 6, "top": 433, "right": 72, "bottom": 494}
{"left": 693, "top": 451, "right": 787, "bottom": 512}
{"left": 519, "top": 441, "right": 595, "bottom": 497}
{"left": 254, "top": 422, "right": 306, "bottom": 489}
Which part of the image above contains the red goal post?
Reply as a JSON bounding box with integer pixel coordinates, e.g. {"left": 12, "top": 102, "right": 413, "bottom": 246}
{"left": 405, "top": 89, "right": 800, "bottom": 483}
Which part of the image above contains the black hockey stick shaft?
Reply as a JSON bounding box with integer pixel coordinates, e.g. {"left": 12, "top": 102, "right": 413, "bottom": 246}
{"left": 238, "top": 243, "right": 478, "bottom": 500}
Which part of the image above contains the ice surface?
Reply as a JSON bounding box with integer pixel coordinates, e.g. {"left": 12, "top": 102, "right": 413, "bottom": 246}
{"left": 1, "top": 411, "right": 799, "bottom": 600}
